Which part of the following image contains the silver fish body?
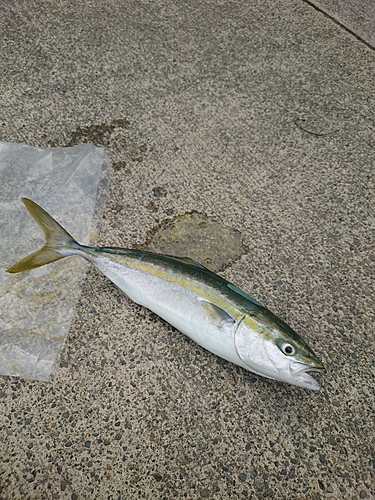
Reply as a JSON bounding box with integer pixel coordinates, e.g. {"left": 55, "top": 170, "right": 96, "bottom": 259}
{"left": 7, "top": 199, "right": 325, "bottom": 389}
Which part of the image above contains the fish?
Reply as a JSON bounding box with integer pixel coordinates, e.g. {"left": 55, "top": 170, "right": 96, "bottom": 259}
{"left": 7, "top": 198, "right": 325, "bottom": 389}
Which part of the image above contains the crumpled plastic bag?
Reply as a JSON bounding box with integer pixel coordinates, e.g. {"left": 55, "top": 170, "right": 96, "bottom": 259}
{"left": 0, "top": 142, "right": 109, "bottom": 381}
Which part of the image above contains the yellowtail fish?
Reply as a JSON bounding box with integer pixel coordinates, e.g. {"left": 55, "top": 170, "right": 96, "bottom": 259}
{"left": 7, "top": 199, "right": 325, "bottom": 389}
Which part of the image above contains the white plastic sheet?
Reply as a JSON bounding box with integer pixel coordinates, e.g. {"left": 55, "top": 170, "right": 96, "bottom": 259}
{"left": 0, "top": 142, "right": 109, "bottom": 381}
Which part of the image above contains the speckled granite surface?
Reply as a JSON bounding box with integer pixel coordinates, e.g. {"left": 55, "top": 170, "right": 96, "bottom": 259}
{"left": 0, "top": 1, "right": 374, "bottom": 498}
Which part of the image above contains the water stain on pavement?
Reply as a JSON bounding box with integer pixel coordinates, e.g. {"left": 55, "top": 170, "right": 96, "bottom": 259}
{"left": 46, "top": 118, "right": 131, "bottom": 148}
{"left": 67, "top": 118, "right": 131, "bottom": 147}
{"left": 138, "top": 212, "right": 247, "bottom": 272}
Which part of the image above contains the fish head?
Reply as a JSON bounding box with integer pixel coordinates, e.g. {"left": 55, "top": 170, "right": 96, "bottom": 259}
{"left": 235, "top": 310, "right": 325, "bottom": 390}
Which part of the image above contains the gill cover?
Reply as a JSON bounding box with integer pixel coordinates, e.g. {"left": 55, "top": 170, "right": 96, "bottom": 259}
{"left": 234, "top": 314, "right": 280, "bottom": 380}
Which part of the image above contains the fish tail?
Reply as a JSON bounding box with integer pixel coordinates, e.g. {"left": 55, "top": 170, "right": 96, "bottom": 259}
{"left": 6, "top": 198, "right": 78, "bottom": 274}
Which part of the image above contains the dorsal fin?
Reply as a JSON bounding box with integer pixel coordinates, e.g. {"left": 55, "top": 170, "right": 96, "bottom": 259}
{"left": 227, "top": 283, "right": 263, "bottom": 307}
{"left": 167, "top": 255, "right": 207, "bottom": 269}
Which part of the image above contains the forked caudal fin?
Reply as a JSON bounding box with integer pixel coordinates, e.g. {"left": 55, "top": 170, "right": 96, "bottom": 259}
{"left": 6, "top": 198, "right": 77, "bottom": 274}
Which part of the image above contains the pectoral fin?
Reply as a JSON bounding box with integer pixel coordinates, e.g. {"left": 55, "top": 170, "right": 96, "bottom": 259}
{"left": 199, "top": 300, "right": 235, "bottom": 328}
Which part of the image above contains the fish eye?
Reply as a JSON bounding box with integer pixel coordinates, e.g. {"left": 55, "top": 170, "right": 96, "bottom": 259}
{"left": 280, "top": 342, "right": 296, "bottom": 356}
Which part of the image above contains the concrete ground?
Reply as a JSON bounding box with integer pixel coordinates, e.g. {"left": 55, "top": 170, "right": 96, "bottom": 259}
{"left": 1, "top": 0, "right": 374, "bottom": 499}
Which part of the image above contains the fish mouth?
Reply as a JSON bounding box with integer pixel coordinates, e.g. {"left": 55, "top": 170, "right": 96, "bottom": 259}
{"left": 289, "top": 363, "right": 326, "bottom": 390}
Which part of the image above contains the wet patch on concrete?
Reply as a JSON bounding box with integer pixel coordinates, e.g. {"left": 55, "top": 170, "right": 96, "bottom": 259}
{"left": 67, "top": 118, "right": 131, "bottom": 147}
{"left": 112, "top": 161, "right": 134, "bottom": 175}
{"left": 152, "top": 186, "right": 168, "bottom": 198}
{"left": 46, "top": 118, "right": 131, "bottom": 148}
{"left": 138, "top": 212, "right": 248, "bottom": 272}
{"left": 45, "top": 119, "right": 153, "bottom": 178}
